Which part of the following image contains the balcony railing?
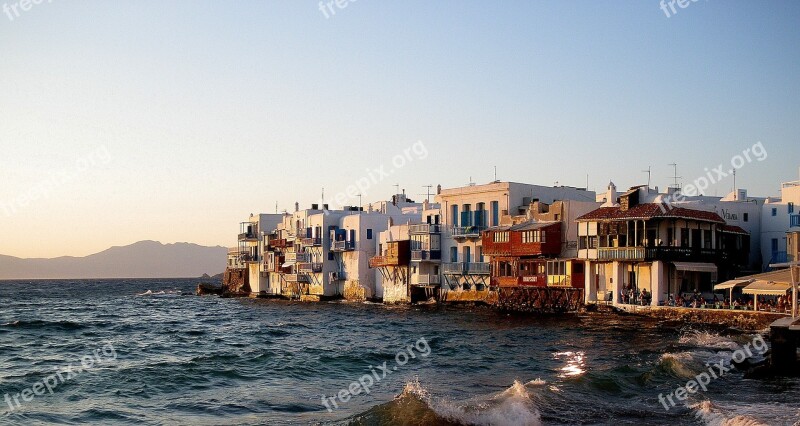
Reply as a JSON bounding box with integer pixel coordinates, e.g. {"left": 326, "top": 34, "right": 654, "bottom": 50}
{"left": 451, "top": 226, "right": 486, "bottom": 239}
{"left": 331, "top": 240, "right": 355, "bottom": 251}
{"left": 238, "top": 232, "right": 259, "bottom": 241}
{"left": 409, "top": 224, "right": 441, "bottom": 234}
{"left": 298, "top": 262, "right": 323, "bottom": 273}
{"left": 791, "top": 214, "right": 800, "bottom": 228}
{"left": 285, "top": 252, "right": 310, "bottom": 263}
{"left": 442, "top": 262, "right": 490, "bottom": 275}
{"left": 547, "top": 274, "right": 572, "bottom": 287}
{"left": 269, "top": 238, "right": 289, "bottom": 249}
{"left": 597, "top": 246, "right": 725, "bottom": 262}
{"left": 284, "top": 274, "right": 310, "bottom": 283}
{"left": 412, "top": 274, "right": 441, "bottom": 285}
{"left": 369, "top": 255, "right": 404, "bottom": 268}
{"left": 598, "top": 247, "right": 645, "bottom": 261}
{"left": 329, "top": 271, "right": 347, "bottom": 281}
{"left": 239, "top": 253, "right": 259, "bottom": 263}
{"left": 411, "top": 250, "right": 441, "bottom": 262}
{"left": 300, "top": 237, "right": 322, "bottom": 246}
{"left": 770, "top": 251, "right": 788, "bottom": 265}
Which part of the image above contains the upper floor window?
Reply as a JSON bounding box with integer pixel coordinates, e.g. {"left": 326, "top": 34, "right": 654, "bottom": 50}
{"left": 790, "top": 203, "right": 795, "bottom": 214}
{"left": 367, "top": 229, "right": 373, "bottom": 240}
{"left": 493, "top": 231, "right": 509, "bottom": 243}
{"left": 491, "top": 201, "right": 499, "bottom": 226}
{"left": 743, "top": 213, "right": 749, "bottom": 222}
{"left": 522, "top": 230, "right": 545, "bottom": 243}
{"left": 772, "top": 208, "right": 778, "bottom": 217}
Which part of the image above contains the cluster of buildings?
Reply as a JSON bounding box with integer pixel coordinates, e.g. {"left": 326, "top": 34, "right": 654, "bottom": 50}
{"left": 225, "top": 170, "right": 800, "bottom": 311}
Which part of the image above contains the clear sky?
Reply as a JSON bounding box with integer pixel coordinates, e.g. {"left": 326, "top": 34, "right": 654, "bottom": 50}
{"left": 1, "top": 1, "right": 799, "bottom": 258}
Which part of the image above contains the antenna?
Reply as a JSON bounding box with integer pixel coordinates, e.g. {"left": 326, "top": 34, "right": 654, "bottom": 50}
{"left": 668, "top": 163, "right": 682, "bottom": 189}
{"left": 418, "top": 185, "right": 433, "bottom": 203}
{"left": 494, "top": 166, "right": 497, "bottom": 181}
{"left": 357, "top": 193, "right": 362, "bottom": 210}
{"left": 732, "top": 169, "right": 737, "bottom": 200}
{"left": 321, "top": 187, "right": 325, "bottom": 204}
{"left": 393, "top": 183, "right": 400, "bottom": 195}
{"left": 643, "top": 166, "right": 651, "bottom": 187}
{"left": 275, "top": 201, "right": 278, "bottom": 214}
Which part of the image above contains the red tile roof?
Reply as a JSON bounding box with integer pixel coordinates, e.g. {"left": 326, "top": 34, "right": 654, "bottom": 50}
{"left": 721, "top": 224, "right": 749, "bottom": 235}
{"left": 576, "top": 204, "right": 725, "bottom": 224}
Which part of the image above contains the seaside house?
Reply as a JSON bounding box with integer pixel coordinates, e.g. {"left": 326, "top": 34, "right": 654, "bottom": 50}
{"left": 435, "top": 181, "right": 596, "bottom": 302}
{"left": 577, "top": 184, "right": 750, "bottom": 307}
{"left": 761, "top": 170, "right": 800, "bottom": 269}
{"left": 238, "top": 213, "right": 284, "bottom": 295}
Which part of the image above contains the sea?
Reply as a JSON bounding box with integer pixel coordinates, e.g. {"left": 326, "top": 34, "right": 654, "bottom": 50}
{"left": 0, "top": 279, "right": 798, "bottom": 425}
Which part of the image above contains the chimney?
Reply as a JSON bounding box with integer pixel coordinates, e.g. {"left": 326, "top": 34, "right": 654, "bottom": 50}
{"left": 294, "top": 202, "right": 299, "bottom": 212}
{"left": 437, "top": 184, "right": 442, "bottom": 195}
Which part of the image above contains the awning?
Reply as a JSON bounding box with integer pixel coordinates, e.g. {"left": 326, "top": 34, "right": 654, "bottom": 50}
{"left": 743, "top": 280, "right": 791, "bottom": 296}
{"left": 714, "top": 279, "right": 753, "bottom": 291}
{"left": 281, "top": 262, "right": 291, "bottom": 268}
{"left": 673, "top": 262, "right": 718, "bottom": 273}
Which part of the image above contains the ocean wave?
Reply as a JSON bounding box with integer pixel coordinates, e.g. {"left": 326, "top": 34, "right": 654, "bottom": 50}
{"left": 692, "top": 400, "right": 768, "bottom": 426}
{"left": 679, "top": 330, "right": 740, "bottom": 351}
{"left": 136, "top": 289, "right": 183, "bottom": 296}
{"left": 432, "top": 379, "right": 542, "bottom": 426}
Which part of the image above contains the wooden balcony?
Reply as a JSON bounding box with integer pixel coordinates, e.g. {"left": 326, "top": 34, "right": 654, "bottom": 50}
{"left": 369, "top": 255, "right": 404, "bottom": 268}
{"left": 597, "top": 247, "right": 645, "bottom": 261}
{"left": 269, "top": 238, "right": 289, "bottom": 249}
{"left": 238, "top": 232, "right": 259, "bottom": 242}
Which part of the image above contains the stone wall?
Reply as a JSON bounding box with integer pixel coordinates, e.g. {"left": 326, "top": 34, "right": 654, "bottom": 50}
{"left": 343, "top": 280, "right": 366, "bottom": 301}
{"left": 613, "top": 305, "right": 785, "bottom": 331}
{"left": 441, "top": 289, "right": 498, "bottom": 304}
{"left": 383, "top": 282, "right": 409, "bottom": 304}
{"left": 222, "top": 268, "right": 249, "bottom": 295}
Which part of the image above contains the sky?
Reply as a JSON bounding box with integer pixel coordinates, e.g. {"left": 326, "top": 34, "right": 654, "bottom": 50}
{"left": 1, "top": 0, "right": 799, "bottom": 258}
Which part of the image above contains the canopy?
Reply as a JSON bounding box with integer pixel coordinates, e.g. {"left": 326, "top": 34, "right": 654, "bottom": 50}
{"left": 742, "top": 280, "right": 791, "bottom": 296}
{"left": 673, "top": 262, "right": 718, "bottom": 273}
{"left": 281, "top": 262, "right": 291, "bottom": 268}
{"left": 714, "top": 279, "right": 753, "bottom": 291}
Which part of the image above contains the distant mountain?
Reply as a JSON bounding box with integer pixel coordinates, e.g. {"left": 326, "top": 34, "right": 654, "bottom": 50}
{"left": 0, "top": 241, "right": 228, "bottom": 280}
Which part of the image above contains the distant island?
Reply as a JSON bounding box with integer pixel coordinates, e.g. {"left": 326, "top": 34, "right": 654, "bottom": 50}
{"left": 0, "top": 241, "right": 227, "bottom": 280}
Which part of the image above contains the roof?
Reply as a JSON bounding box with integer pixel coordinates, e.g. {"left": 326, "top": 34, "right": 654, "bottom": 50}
{"left": 486, "top": 221, "right": 560, "bottom": 232}
{"left": 743, "top": 280, "right": 792, "bottom": 296}
{"left": 714, "top": 279, "right": 753, "bottom": 291}
{"left": 576, "top": 204, "right": 725, "bottom": 224}
{"left": 721, "top": 224, "right": 749, "bottom": 235}
{"left": 673, "top": 262, "right": 718, "bottom": 273}
{"left": 726, "top": 268, "right": 799, "bottom": 295}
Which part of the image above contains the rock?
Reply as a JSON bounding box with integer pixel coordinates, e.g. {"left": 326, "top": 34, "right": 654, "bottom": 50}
{"left": 196, "top": 282, "right": 222, "bottom": 295}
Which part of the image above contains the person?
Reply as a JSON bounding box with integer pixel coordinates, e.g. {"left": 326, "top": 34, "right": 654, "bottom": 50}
{"left": 668, "top": 294, "right": 675, "bottom": 307}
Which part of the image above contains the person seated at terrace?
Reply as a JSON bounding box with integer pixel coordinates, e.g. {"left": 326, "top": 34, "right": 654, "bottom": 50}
{"left": 667, "top": 294, "right": 676, "bottom": 306}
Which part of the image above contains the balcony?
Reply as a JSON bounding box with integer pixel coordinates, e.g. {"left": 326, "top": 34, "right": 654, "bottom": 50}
{"left": 329, "top": 271, "right": 347, "bottom": 281}
{"left": 412, "top": 274, "right": 440, "bottom": 285}
{"left": 284, "top": 274, "right": 310, "bottom": 283}
{"left": 492, "top": 274, "right": 547, "bottom": 287}
{"left": 442, "top": 262, "right": 490, "bottom": 275}
{"left": 298, "top": 262, "right": 323, "bottom": 273}
{"left": 331, "top": 240, "right": 355, "bottom": 252}
{"left": 598, "top": 247, "right": 645, "bottom": 261}
{"left": 791, "top": 214, "right": 800, "bottom": 229}
{"left": 597, "top": 246, "right": 725, "bottom": 263}
{"left": 238, "top": 232, "right": 259, "bottom": 242}
{"left": 369, "top": 255, "right": 404, "bottom": 268}
{"left": 410, "top": 224, "right": 441, "bottom": 234}
{"left": 269, "top": 239, "right": 289, "bottom": 249}
{"left": 285, "top": 252, "right": 311, "bottom": 263}
{"left": 451, "top": 226, "right": 486, "bottom": 239}
{"left": 411, "top": 250, "right": 441, "bottom": 262}
{"left": 300, "top": 237, "right": 322, "bottom": 246}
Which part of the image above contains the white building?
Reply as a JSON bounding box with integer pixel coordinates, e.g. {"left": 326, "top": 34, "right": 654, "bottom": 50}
{"left": 761, "top": 172, "right": 800, "bottom": 269}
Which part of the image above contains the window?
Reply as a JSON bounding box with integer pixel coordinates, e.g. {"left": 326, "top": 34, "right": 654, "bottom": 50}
{"left": 772, "top": 238, "right": 779, "bottom": 253}
{"left": 588, "top": 236, "right": 598, "bottom": 249}
{"left": 464, "top": 246, "right": 471, "bottom": 263}
{"left": 328, "top": 252, "right": 334, "bottom": 261}
{"left": 790, "top": 203, "right": 795, "bottom": 214}
{"left": 450, "top": 247, "right": 458, "bottom": 262}
{"left": 491, "top": 201, "right": 499, "bottom": 226}
{"left": 461, "top": 204, "right": 472, "bottom": 227}
{"left": 522, "top": 230, "right": 545, "bottom": 243}
{"left": 772, "top": 208, "right": 778, "bottom": 217}
{"left": 493, "top": 231, "right": 509, "bottom": 243}
{"left": 743, "top": 213, "right": 749, "bottom": 222}
{"left": 579, "top": 236, "right": 587, "bottom": 250}
{"left": 367, "top": 229, "right": 373, "bottom": 240}
{"left": 478, "top": 246, "right": 484, "bottom": 262}
{"left": 451, "top": 205, "right": 459, "bottom": 227}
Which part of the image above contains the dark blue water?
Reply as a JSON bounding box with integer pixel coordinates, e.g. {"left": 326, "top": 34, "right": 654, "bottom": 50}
{"left": 0, "top": 280, "right": 798, "bottom": 425}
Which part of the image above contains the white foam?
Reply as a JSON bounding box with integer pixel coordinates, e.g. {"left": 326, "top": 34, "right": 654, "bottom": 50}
{"left": 431, "top": 380, "right": 542, "bottom": 426}
{"left": 692, "top": 400, "right": 768, "bottom": 426}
